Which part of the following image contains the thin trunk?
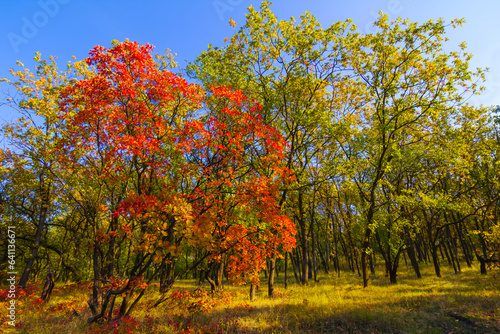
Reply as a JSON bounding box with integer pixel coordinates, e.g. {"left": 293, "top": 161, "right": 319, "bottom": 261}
{"left": 375, "top": 231, "right": 388, "bottom": 276}
{"left": 417, "top": 235, "right": 426, "bottom": 263}
{"left": 249, "top": 284, "right": 256, "bottom": 302}
{"left": 90, "top": 240, "right": 100, "bottom": 314}
{"left": 340, "top": 233, "right": 354, "bottom": 273}
{"left": 290, "top": 251, "right": 301, "bottom": 285}
{"left": 316, "top": 237, "right": 329, "bottom": 274}
{"left": 309, "top": 198, "right": 318, "bottom": 282}
{"left": 361, "top": 218, "right": 373, "bottom": 287}
{"left": 298, "top": 190, "right": 308, "bottom": 284}
{"left": 347, "top": 230, "right": 360, "bottom": 276}
{"left": 333, "top": 220, "right": 340, "bottom": 277}
{"left": 388, "top": 246, "right": 404, "bottom": 284}
{"left": 159, "top": 259, "right": 176, "bottom": 293}
{"left": 441, "top": 243, "right": 453, "bottom": 268}
{"left": 284, "top": 252, "right": 288, "bottom": 289}
{"left": 445, "top": 227, "right": 459, "bottom": 273}
{"left": 369, "top": 252, "right": 376, "bottom": 274}
{"left": 264, "top": 258, "right": 268, "bottom": 279}
{"left": 405, "top": 227, "right": 421, "bottom": 279}
{"left": 40, "top": 267, "right": 54, "bottom": 302}
{"left": 19, "top": 183, "right": 50, "bottom": 288}
{"left": 310, "top": 222, "right": 318, "bottom": 282}
{"left": 475, "top": 218, "right": 488, "bottom": 275}
{"left": 456, "top": 222, "right": 472, "bottom": 268}
{"left": 431, "top": 244, "right": 441, "bottom": 278}
{"left": 104, "top": 216, "right": 119, "bottom": 278}
{"left": 268, "top": 253, "right": 277, "bottom": 297}
{"left": 215, "top": 255, "right": 225, "bottom": 291}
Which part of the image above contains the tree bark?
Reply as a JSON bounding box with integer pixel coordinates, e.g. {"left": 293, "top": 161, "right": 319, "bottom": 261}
{"left": 290, "top": 250, "right": 301, "bottom": 284}
{"left": 268, "top": 253, "right": 276, "bottom": 297}
{"left": 40, "top": 267, "right": 54, "bottom": 302}
{"left": 284, "top": 252, "right": 288, "bottom": 289}
{"left": 19, "top": 182, "right": 50, "bottom": 288}
{"left": 249, "top": 284, "right": 256, "bottom": 301}
{"left": 431, "top": 243, "right": 441, "bottom": 278}
{"left": 298, "top": 190, "right": 309, "bottom": 284}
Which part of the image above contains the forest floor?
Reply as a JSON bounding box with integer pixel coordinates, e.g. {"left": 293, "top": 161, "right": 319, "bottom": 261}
{"left": 1, "top": 264, "right": 499, "bottom": 333}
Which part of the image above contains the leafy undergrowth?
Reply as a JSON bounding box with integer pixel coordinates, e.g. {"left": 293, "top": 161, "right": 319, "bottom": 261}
{"left": 1, "top": 264, "right": 499, "bottom": 334}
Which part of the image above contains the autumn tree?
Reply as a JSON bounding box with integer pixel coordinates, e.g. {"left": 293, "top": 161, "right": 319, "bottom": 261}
{"left": 337, "top": 14, "right": 485, "bottom": 286}
{"left": 188, "top": 1, "right": 354, "bottom": 291}
{"left": 1, "top": 54, "right": 90, "bottom": 288}
{"left": 179, "top": 85, "right": 296, "bottom": 296}
{"left": 59, "top": 40, "right": 294, "bottom": 320}
{"left": 60, "top": 41, "right": 203, "bottom": 321}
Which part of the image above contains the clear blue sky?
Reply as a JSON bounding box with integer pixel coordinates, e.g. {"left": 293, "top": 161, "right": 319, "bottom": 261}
{"left": 1, "top": 0, "right": 500, "bottom": 125}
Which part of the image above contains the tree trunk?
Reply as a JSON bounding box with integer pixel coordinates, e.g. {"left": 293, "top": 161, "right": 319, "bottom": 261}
{"left": 388, "top": 246, "right": 404, "bottom": 284}
{"left": 311, "top": 225, "right": 318, "bottom": 282}
{"left": 310, "top": 202, "right": 319, "bottom": 282}
{"left": 104, "top": 216, "right": 119, "bottom": 278}
{"left": 284, "top": 252, "right": 288, "bottom": 289}
{"left": 340, "top": 234, "right": 353, "bottom": 273}
{"left": 431, "top": 244, "right": 441, "bottom": 278}
{"left": 405, "top": 227, "right": 421, "bottom": 279}
{"left": 215, "top": 255, "right": 225, "bottom": 291}
{"left": 88, "top": 240, "right": 101, "bottom": 317}
{"left": 268, "top": 253, "right": 276, "bottom": 297}
{"left": 290, "top": 251, "right": 301, "bottom": 284}
{"left": 333, "top": 220, "right": 340, "bottom": 277}
{"left": 317, "top": 237, "right": 329, "bottom": 274}
{"left": 369, "top": 252, "right": 376, "bottom": 274}
{"left": 348, "top": 230, "right": 361, "bottom": 276}
{"left": 159, "top": 259, "right": 176, "bottom": 293}
{"left": 19, "top": 183, "right": 50, "bottom": 288}
{"left": 298, "top": 190, "right": 309, "bottom": 285}
{"left": 456, "top": 222, "right": 472, "bottom": 268}
{"left": 249, "top": 284, "right": 256, "bottom": 301}
{"left": 264, "top": 259, "right": 268, "bottom": 279}
{"left": 388, "top": 262, "right": 398, "bottom": 283}
{"left": 478, "top": 256, "right": 487, "bottom": 275}
{"left": 444, "top": 228, "right": 459, "bottom": 273}
{"left": 475, "top": 218, "right": 489, "bottom": 274}
{"left": 361, "top": 223, "right": 372, "bottom": 287}
{"left": 40, "top": 267, "right": 54, "bottom": 302}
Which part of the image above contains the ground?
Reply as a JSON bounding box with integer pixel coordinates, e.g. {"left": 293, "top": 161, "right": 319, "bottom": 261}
{"left": 1, "top": 264, "right": 499, "bottom": 333}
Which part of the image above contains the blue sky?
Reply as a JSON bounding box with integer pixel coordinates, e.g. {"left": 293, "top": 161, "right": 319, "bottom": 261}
{"left": 1, "top": 0, "right": 500, "bottom": 125}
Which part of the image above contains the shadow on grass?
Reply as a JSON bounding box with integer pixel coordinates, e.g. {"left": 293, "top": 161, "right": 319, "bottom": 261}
{"left": 201, "top": 292, "right": 500, "bottom": 334}
{"left": 193, "top": 266, "right": 500, "bottom": 334}
{"left": 151, "top": 266, "right": 500, "bottom": 333}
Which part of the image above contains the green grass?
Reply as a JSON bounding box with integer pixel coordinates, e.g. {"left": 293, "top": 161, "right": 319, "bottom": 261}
{"left": 2, "top": 263, "right": 499, "bottom": 333}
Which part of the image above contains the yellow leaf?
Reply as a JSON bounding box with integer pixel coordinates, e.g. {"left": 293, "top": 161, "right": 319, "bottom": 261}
{"left": 229, "top": 18, "right": 237, "bottom": 29}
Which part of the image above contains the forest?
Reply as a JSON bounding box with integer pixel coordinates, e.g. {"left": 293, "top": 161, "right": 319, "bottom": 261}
{"left": 1, "top": 2, "right": 499, "bottom": 333}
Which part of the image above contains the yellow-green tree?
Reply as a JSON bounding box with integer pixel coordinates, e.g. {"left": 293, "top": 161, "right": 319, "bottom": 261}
{"left": 339, "top": 15, "right": 485, "bottom": 286}
{"left": 1, "top": 54, "right": 90, "bottom": 288}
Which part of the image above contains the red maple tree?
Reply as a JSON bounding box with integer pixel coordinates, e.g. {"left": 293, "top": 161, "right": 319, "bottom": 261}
{"left": 60, "top": 41, "right": 295, "bottom": 320}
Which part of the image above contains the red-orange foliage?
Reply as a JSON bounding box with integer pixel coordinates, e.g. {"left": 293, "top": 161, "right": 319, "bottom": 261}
{"left": 60, "top": 41, "right": 202, "bottom": 179}
{"left": 180, "top": 85, "right": 296, "bottom": 285}
{"left": 60, "top": 41, "right": 295, "bottom": 315}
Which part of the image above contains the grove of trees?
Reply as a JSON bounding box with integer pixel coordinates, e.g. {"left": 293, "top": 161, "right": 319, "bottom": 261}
{"left": 1, "top": 1, "right": 499, "bottom": 324}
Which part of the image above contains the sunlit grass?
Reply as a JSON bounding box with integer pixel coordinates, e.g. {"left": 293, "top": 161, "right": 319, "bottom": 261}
{"left": 1, "top": 263, "right": 499, "bottom": 333}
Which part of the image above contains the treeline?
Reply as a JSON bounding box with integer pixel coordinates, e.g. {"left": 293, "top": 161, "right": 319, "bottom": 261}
{"left": 1, "top": 1, "right": 499, "bottom": 323}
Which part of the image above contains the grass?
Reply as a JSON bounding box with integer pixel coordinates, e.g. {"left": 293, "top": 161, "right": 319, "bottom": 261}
{"left": 1, "top": 263, "right": 499, "bottom": 333}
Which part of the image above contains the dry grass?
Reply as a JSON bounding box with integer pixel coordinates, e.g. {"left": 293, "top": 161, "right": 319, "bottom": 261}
{"left": 1, "top": 263, "right": 499, "bottom": 333}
